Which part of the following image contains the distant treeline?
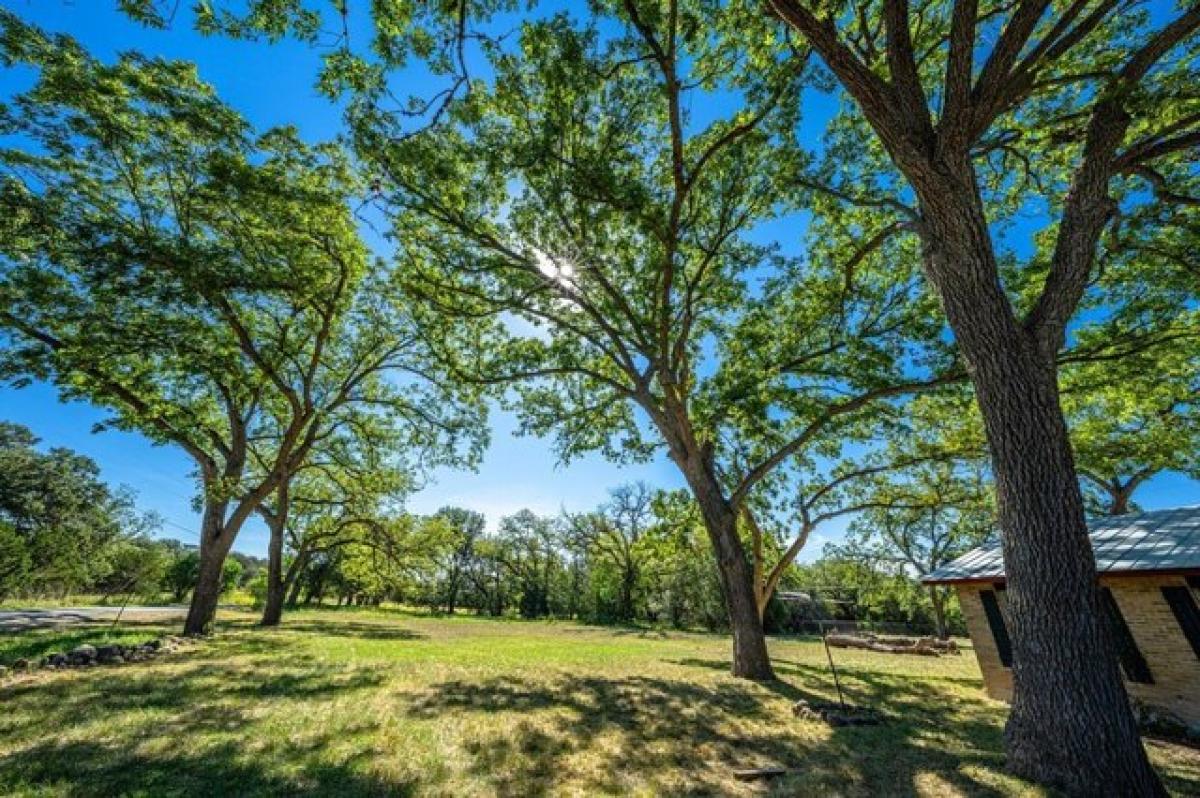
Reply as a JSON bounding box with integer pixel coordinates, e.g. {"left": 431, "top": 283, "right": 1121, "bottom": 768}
{"left": 1, "top": 421, "right": 960, "bottom": 635}
{"left": 0, "top": 421, "right": 263, "bottom": 603}
{"left": 283, "top": 484, "right": 964, "bottom": 637}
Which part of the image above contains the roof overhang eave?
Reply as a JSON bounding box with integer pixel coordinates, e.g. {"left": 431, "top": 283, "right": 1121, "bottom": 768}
{"left": 922, "top": 566, "right": 1200, "bottom": 587}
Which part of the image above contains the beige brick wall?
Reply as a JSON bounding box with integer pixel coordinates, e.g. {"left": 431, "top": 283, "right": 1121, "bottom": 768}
{"left": 957, "top": 577, "right": 1200, "bottom": 727}
{"left": 958, "top": 585, "right": 1012, "bottom": 701}
{"left": 1106, "top": 575, "right": 1200, "bottom": 726}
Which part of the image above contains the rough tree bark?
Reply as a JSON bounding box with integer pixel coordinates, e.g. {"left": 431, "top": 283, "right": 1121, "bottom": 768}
{"left": 260, "top": 516, "right": 287, "bottom": 627}
{"left": 915, "top": 164, "right": 1162, "bottom": 797}
{"left": 980, "top": 364, "right": 1151, "bottom": 792}
{"left": 928, "top": 586, "right": 947, "bottom": 641}
{"left": 677, "top": 451, "right": 775, "bottom": 680}
{"left": 259, "top": 481, "right": 291, "bottom": 627}
{"left": 713, "top": 529, "right": 776, "bottom": 681}
{"left": 284, "top": 551, "right": 308, "bottom": 609}
{"left": 183, "top": 503, "right": 238, "bottom": 636}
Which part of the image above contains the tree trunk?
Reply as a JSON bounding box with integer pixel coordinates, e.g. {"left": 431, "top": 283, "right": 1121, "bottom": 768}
{"left": 918, "top": 186, "right": 1162, "bottom": 795}
{"left": 260, "top": 482, "right": 291, "bottom": 627}
{"left": 445, "top": 572, "right": 459, "bottom": 615}
{"left": 307, "top": 565, "right": 326, "bottom": 606}
{"left": 721, "top": 556, "right": 775, "bottom": 680}
{"left": 686, "top": 471, "right": 774, "bottom": 680}
{"left": 972, "top": 353, "right": 1160, "bottom": 795}
{"left": 284, "top": 550, "right": 309, "bottom": 608}
{"left": 619, "top": 566, "right": 636, "bottom": 623}
{"left": 659, "top": 434, "right": 775, "bottom": 679}
{"left": 1105, "top": 477, "right": 1145, "bottom": 517}
{"left": 929, "top": 585, "right": 947, "bottom": 640}
{"left": 183, "top": 503, "right": 235, "bottom": 636}
{"left": 261, "top": 516, "right": 286, "bottom": 627}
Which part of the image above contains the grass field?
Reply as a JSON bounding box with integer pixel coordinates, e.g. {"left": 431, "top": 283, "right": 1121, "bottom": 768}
{"left": 1, "top": 609, "right": 1197, "bottom": 797}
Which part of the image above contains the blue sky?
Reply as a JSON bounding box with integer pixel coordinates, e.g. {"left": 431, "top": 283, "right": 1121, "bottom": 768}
{"left": 1, "top": 2, "right": 1195, "bottom": 558}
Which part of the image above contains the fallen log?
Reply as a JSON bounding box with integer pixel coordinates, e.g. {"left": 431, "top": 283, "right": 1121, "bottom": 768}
{"left": 825, "top": 633, "right": 875, "bottom": 650}
{"left": 916, "top": 637, "right": 959, "bottom": 654}
{"left": 825, "top": 633, "right": 956, "bottom": 656}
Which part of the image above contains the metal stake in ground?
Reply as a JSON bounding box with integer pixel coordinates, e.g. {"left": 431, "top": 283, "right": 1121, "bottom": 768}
{"left": 110, "top": 583, "right": 136, "bottom": 632}
{"left": 822, "top": 627, "right": 847, "bottom": 709}
{"left": 109, "top": 565, "right": 152, "bottom": 631}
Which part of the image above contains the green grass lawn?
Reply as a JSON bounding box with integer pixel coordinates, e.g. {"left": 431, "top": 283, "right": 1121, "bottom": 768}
{"left": 1, "top": 609, "right": 1196, "bottom": 797}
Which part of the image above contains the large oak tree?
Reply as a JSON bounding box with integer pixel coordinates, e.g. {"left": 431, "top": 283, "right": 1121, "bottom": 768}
{"left": 360, "top": 3, "right": 960, "bottom": 678}
{"left": 0, "top": 15, "right": 484, "bottom": 634}
{"left": 767, "top": 2, "right": 1199, "bottom": 791}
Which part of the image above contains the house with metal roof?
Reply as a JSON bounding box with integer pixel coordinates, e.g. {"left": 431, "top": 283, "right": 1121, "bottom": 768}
{"left": 923, "top": 505, "right": 1200, "bottom": 730}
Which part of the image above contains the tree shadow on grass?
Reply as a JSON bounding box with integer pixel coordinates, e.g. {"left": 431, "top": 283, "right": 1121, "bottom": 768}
{"left": 557, "top": 624, "right": 674, "bottom": 639}
{"left": 404, "top": 670, "right": 1017, "bottom": 797}
{"left": 0, "top": 739, "right": 410, "bottom": 798}
{"left": 270, "top": 620, "right": 428, "bottom": 642}
{"left": 214, "top": 617, "right": 428, "bottom": 643}
{"left": 0, "top": 645, "right": 396, "bottom": 798}
{"left": 0, "top": 655, "right": 386, "bottom": 740}
{"left": 3, "top": 632, "right": 1194, "bottom": 797}
{"left": 672, "top": 656, "right": 1200, "bottom": 797}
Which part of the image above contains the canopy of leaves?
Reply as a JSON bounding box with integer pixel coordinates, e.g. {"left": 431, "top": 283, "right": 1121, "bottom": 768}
{"left": 357, "top": 3, "right": 958, "bottom": 553}
{"left": 0, "top": 14, "right": 486, "bottom": 523}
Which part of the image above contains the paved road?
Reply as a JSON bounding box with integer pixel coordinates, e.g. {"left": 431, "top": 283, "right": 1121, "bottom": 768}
{"left": 0, "top": 606, "right": 190, "bottom": 632}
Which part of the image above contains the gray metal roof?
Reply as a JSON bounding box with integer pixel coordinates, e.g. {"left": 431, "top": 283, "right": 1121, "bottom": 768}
{"left": 923, "top": 505, "right": 1200, "bottom": 584}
